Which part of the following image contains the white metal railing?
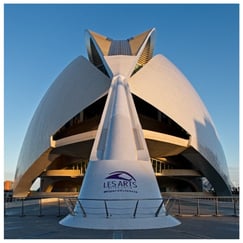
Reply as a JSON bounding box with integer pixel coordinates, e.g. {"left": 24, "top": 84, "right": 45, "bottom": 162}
{"left": 63, "top": 196, "right": 239, "bottom": 218}
{"left": 63, "top": 198, "right": 166, "bottom": 219}
{"left": 5, "top": 196, "right": 239, "bottom": 217}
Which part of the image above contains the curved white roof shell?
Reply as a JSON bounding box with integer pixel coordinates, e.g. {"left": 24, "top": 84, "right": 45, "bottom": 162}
{"left": 14, "top": 56, "right": 110, "bottom": 196}
{"left": 129, "top": 54, "right": 230, "bottom": 194}
{"left": 13, "top": 28, "right": 231, "bottom": 197}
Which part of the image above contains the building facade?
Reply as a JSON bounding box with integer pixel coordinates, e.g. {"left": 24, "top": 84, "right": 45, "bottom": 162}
{"left": 13, "top": 29, "right": 232, "bottom": 198}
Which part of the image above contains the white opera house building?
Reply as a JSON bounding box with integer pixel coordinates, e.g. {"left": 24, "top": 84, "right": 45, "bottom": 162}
{"left": 13, "top": 28, "right": 232, "bottom": 201}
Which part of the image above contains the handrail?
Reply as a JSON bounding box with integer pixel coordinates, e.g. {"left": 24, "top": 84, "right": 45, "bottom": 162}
{"left": 4, "top": 196, "right": 239, "bottom": 218}
{"left": 70, "top": 197, "right": 239, "bottom": 218}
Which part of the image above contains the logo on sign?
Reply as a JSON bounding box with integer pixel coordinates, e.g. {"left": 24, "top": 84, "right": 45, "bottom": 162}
{"left": 103, "top": 171, "right": 138, "bottom": 193}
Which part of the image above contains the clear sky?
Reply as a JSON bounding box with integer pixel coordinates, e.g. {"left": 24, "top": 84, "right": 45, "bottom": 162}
{"left": 4, "top": 3, "right": 239, "bottom": 186}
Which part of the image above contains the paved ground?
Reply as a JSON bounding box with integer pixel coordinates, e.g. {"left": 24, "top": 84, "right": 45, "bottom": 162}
{"left": 4, "top": 214, "right": 239, "bottom": 239}
{"left": 4, "top": 200, "right": 239, "bottom": 239}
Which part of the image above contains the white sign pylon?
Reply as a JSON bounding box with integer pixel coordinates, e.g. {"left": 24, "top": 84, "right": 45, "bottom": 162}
{"left": 60, "top": 75, "right": 180, "bottom": 229}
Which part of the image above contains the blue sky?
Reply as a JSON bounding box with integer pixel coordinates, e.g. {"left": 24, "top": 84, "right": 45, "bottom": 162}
{"left": 4, "top": 4, "right": 239, "bottom": 186}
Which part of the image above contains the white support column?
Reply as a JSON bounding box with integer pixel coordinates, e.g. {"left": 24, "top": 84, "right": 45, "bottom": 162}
{"left": 60, "top": 74, "right": 180, "bottom": 229}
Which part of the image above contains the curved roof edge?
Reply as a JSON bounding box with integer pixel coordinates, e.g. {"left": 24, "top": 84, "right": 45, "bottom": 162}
{"left": 13, "top": 56, "right": 111, "bottom": 195}
{"left": 129, "top": 54, "right": 231, "bottom": 195}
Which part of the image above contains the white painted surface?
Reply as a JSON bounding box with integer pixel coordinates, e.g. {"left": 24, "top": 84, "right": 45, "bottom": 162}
{"left": 14, "top": 28, "right": 231, "bottom": 201}
{"left": 129, "top": 54, "right": 230, "bottom": 182}
{"left": 60, "top": 214, "right": 180, "bottom": 230}
{"left": 61, "top": 74, "right": 180, "bottom": 229}
{"left": 104, "top": 56, "right": 138, "bottom": 78}
{"left": 14, "top": 56, "right": 110, "bottom": 195}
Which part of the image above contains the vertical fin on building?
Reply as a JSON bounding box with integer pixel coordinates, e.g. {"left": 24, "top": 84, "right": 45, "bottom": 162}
{"left": 86, "top": 29, "right": 155, "bottom": 77}
{"left": 91, "top": 75, "right": 150, "bottom": 161}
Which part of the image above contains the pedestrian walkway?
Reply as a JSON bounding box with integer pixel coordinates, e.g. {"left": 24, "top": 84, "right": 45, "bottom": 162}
{"left": 4, "top": 199, "right": 239, "bottom": 239}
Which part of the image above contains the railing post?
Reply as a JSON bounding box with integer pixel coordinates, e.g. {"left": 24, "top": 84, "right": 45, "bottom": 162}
{"left": 133, "top": 200, "right": 139, "bottom": 218}
{"left": 77, "top": 199, "right": 87, "bottom": 217}
{"left": 64, "top": 198, "right": 76, "bottom": 216}
{"left": 57, "top": 198, "right": 61, "bottom": 217}
{"left": 233, "top": 198, "right": 237, "bottom": 216}
{"left": 20, "top": 198, "right": 25, "bottom": 217}
{"left": 104, "top": 200, "right": 109, "bottom": 218}
{"left": 39, "top": 198, "right": 43, "bottom": 217}
{"left": 196, "top": 198, "right": 200, "bottom": 216}
{"left": 214, "top": 197, "right": 219, "bottom": 216}
{"left": 165, "top": 198, "right": 176, "bottom": 216}
{"left": 177, "top": 198, "right": 181, "bottom": 216}
{"left": 155, "top": 199, "right": 164, "bottom": 217}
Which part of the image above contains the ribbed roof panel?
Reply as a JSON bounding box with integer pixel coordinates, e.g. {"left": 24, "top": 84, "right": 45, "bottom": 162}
{"left": 108, "top": 40, "right": 132, "bottom": 56}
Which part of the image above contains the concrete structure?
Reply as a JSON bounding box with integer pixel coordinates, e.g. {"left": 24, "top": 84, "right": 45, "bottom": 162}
{"left": 59, "top": 61, "right": 180, "bottom": 228}
{"left": 13, "top": 28, "right": 232, "bottom": 202}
